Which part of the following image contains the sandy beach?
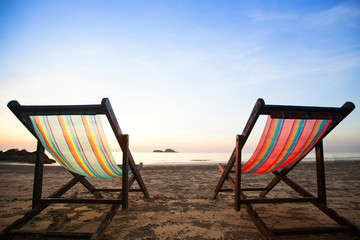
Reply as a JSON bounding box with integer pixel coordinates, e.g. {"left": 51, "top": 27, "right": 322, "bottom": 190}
{"left": 0, "top": 161, "right": 359, "bottom": 239}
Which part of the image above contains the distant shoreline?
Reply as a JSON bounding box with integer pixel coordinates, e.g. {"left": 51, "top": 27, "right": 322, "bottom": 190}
{"left": 1, "top": 159, "right": 359, "bottom": 168}
{"left": 1, "top": 149, "right": 360, "bottom": 166}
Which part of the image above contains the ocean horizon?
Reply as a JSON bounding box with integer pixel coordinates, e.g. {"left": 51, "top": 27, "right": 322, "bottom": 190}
{"left": 1, "top": 151, "right": 359, "bottom": 167}
{"left": 115, "top": 151, "right": 360, "bottom": 166}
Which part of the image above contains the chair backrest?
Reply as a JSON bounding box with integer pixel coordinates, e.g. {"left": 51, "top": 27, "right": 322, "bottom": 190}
{"left": 8, "top": 98, "right": 126, "bottom": 179}
{"left": 31, "top": 115, "right": 122, "bottom": 178}
{"left": 240, "top": 99, "right": 355, "bottom": 174}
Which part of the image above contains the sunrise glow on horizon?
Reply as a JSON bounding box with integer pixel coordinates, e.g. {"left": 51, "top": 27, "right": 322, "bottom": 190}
{"left": 0, "top": 0, "right": 359, "bottom": 154}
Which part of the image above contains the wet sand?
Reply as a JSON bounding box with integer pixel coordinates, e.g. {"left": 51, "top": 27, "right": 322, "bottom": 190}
{"left": 0, "top": 161, "right": 359, "bottom": 239}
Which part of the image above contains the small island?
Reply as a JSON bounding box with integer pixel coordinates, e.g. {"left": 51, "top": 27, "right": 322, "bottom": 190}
{"left": 0, "top": 149, "right": 56, "bottom": 164}
{"left": 153, "top": 149, "right": 177, "bottom": 153}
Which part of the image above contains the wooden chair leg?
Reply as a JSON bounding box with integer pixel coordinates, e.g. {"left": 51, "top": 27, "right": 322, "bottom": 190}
{"left": 235, "top": 135, "right": 244, "bottom": 211}
{"left": 315, "top": 140, "right": 326, "bottom": 205}
{"left": 32, "top": 141, "right": 44, "bottom": 208}
{"left": 122, "top": 134, "right": 129, "bottom": 209}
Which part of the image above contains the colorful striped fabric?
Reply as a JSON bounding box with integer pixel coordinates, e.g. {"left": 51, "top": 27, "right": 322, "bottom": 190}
{"left": 241, "top": 116, "right": 332, "bottom": 174}
{"left": 30, "top": 115, "right": 123, "bottom": 179}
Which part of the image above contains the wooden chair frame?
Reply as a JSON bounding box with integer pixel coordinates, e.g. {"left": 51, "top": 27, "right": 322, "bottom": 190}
{"left": 2, "top": 98, "right": 150, "bottom": 240}
{"left": 212, "top": 98, "right": 359, "bottom": 239}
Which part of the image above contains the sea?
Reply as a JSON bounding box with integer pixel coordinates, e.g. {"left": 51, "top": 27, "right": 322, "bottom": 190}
{"left": 111, "top": 151, "right": 360, "bottom": 166}
{"left": 1, "top": 151, "right": 359, "bottom": 167}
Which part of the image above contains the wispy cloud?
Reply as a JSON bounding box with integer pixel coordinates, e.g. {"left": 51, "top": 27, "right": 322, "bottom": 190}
{"left": 306, "top": 2, "right": 360, "bottom": 27}
{"left": 247, "top": 1, "right": 360, "bottom": 29}
{"left": 248, "top": 11, "right": 296, "bottom": 22}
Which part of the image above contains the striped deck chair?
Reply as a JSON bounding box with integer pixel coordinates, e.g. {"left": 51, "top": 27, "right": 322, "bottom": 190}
{"left": 3, "top": 98, "right": 150, "bottom": 240}
{"left": 212, "top": 99, "right": 359, "bottom": 239}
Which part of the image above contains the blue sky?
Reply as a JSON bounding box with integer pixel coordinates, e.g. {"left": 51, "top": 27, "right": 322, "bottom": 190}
{"left": 0, "top": 0, "right": 359, "bottom": 153}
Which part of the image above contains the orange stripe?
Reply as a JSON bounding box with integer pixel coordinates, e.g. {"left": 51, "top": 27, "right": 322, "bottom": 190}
{"left": 58, "top": 116, "right": 97, "bottom": 178}
{"left": 33, "top": 116, "right": 73, "bottom": 170}
{"left": 83, "top": 116, "right": 119, "bottom": 177}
